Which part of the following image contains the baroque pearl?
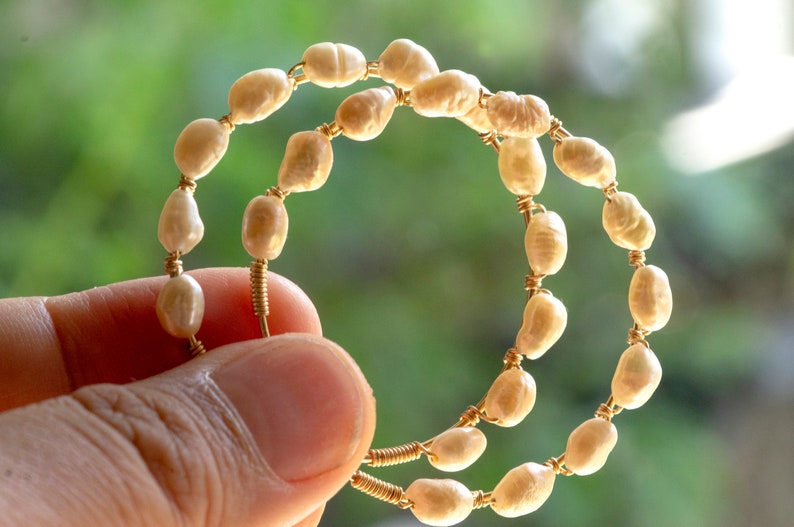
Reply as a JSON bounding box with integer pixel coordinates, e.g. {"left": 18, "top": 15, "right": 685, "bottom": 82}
{"left": 628, "top": 264, "right": 673, "bottom": 332}
{"left": 277, "top": 131, "right": 333, "bottom": 192}
{"left": 602, "top": 191, "right": 656, "bottom": 251}
{"left": 515, "top": 293, "right": 567, "bottom": 359}
{"left": 157, "top": 189, "right": 204, "bottom": 255}
{"left": 611, "top": 343, "right": 662, "bottom": 409}
{"left": 564, "top": 417, "right": 618, "bottom": 476}
{"left": 498, "top": 137, "right": 546, "bottom": 196}
{"left": 483, "top": 368, "right": 537, "bottom": 427}
{"left": 173, "top": 118, "right": 230, "bottom": 180}
{"left": 427, "top": 427, "right": 487, "bottom": 472}
{"left": 525, "top": 210, "right": 567, "bottom": 276}
{"left": 156, "top": 274, "right": 204, "bottom": 338}
{"left": 486, "top": 91, "right": 551, "bottom": 139}
{"left": 411, "top": 70, "right": 481, "bottom": 118}
{"left": 378, "top": 38, "right": 439, "bottom": 89}
{"left": 227, "top": 68, "right": 293, "bottom": 125}
{"left": 302, "top": 42, "right": 367, "bottom": 88}
{"left": 405, "top": 478, "right": 473, "bottom": 526}
{"left": 491, "top": 462, "right": 555, "bottom": 517}
{"left": 336, "top": 86, "right": 397, "bottom": 141}
{"left": 241, "top": 195, "right": 289, "bottom": 260}
{"left": 553, "top": 136, "right": 616, "bottom": 189}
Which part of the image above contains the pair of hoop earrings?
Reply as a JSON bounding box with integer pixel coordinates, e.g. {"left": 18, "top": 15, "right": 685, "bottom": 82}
{"left": 155, "top": 39, "right": 672, "bottom": 526}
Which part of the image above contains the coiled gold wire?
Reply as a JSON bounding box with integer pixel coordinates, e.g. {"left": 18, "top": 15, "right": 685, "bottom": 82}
{"left": 250, "top": 259, "right": 270, "bottom": 337}
{"left": 364, "top": 441, "right": 431, "bottom": 467}
{"left": 350, "top": 470, "right": 412, "bottom": 508}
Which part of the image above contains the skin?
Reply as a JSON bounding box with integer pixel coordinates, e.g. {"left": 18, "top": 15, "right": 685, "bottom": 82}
{"left": 0, "top": 268, "right": 376, "bottom": 527}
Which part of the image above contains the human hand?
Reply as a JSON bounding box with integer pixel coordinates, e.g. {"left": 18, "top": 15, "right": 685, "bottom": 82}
{"left": 0, "top": 268, "right": 376, "bottom": 527}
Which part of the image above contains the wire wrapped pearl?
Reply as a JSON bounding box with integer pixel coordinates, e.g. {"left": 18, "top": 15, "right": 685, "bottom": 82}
{"left": 277, "top": 130, "right": 333, "bottom": 192}
{"left": 173, "top": 118, "right": 230, "bottom": 180}
{"left": 227, "top": 68, "right": 293, "bottom": 125}
{"left": 490, "top": 462, "right": 555, "bottom": 517}
{"left": 564, "top": 417, "right": 618, "bottom": 476}
{"left": 486, "top": 91, "right": 551, "bottom": 139}
{"left": 427, "top": 427, "right": 487, "bottom": 472}
{"left": 515, "top": 293, "right": 567, "bottom": 359}
{"left": 241, "top": 195, "right": 289, "bottom": 260}
{"left": 553, "top": 136, "right": 616, "bottom": 189}
{"left": 525, "top": 210, "right": 567, "bottom": 276}
{"left": 628, "top": 264, "right": 673, "bottom": 332}
{"left": 336, "top": 86, "right": 397, "bottom": 141}
{"left": 611, "top": 343, "right": 662, "bottom": 409}
{"left": 378, "top": 38, "right": 439, "bottom": 89}
{"left": 411, "top": 70, "right": 481, "bottom": 118}
{"left": 483, "top": 368, "right": 537, "bottom": 427}
{"left": 156, "top": 273, "right": 204, "bottom": 338}
{"left": 157, "top": 189, "right": 204, "bottom": 255}
{"left": 602, "top": 191, "right": 656, "bottom": 251}
{"left": 405, "top": 478, "right": 473, "bottom": 526}
{"left": 497, "top": 137, "right": 546, "bottom": 196}
{"left": 302, "top": 42, "right": 367, "bottom": 88}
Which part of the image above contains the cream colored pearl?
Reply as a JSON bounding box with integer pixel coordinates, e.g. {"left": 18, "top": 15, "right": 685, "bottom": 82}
{"left": 456, "top": 100, "right": 493, "bottom": 132}
{"left": 277, "top": 131, "right": 333, "bottom": 192}
{"left": 611, "top": 343, "right": 662, "bottom": 409}
{"left": 411, "top": 70, "right": 481, "bottom": 118}
{"left": 427, "top": 427, "right": 487, "bottom": 472}
{"left": 487, "top": 91, "right": 551, "bottom": 139}
{"left": 491, "top": 462, "right": 555, "bottom": 517}
{"left": 525, "top": 210, "right": 567, "bottom": 276}
{"left": 405, "top": 478, "right": 473, "bottom": 526}
{"left": 156, "top": 274, "right": 204, "bottom": 338}
{"left": 241, "top": 195, "right": 288, "bottom": 260}
{"left": 497, "top": 137, "right": 546, "bottom": 196}
{"left": 602, "top": 191, "right": 656, "bottom": 251}
{"left": 378, "top": 38, "right": 439, "bottom": 89}
{"left": 552, "top": 136, "right": 616, "bottom": 189}
{"left": 483, "top": 368, "right": 537, "bottom": 427}
{"left": 174, "top": 118, "right": 230, "bottom": 180}
{"left": 302, "top": 42, "right": 367, "bottom": 88}
{"left": 565, "top": 417, "right": 618, "bottom": 476}
{"left": 628, "top": 264, "right": 672, "bottom": 332}
{"left": 157, "top": 189, "right": 204, "bottom": 254}
{"left": 336, "top": 86, "right": 397, "bottom": 141}
{"left": 227, "top": 68, "right": 292, "bottom": 125}
{"left": 515, "top": 293, "right": 567, "bottom": 359}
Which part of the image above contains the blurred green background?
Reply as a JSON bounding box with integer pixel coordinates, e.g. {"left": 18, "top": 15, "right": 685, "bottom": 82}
{"left": 1, "top": 1, "right": 792, "bottom": 526}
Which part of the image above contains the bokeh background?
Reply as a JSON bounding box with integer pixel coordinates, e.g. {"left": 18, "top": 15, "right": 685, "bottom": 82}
{"left": 1, "top": 1, "right": 792, "bottom": 526}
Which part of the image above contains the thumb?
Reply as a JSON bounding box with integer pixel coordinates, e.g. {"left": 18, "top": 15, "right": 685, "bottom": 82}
{"left": 0, "top": 334, "right": 376, "bottom": 527}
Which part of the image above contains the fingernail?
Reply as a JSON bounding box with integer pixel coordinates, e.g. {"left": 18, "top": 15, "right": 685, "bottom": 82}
{"left": 213, "top": 334, "right": 366, "bottom": 482}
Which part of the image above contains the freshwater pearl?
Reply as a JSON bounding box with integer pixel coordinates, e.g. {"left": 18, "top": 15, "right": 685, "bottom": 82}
{"left": 427, "top": 427, "right": 487, "bottom": 472}
{"left": 156, "top": 273, "right": 204, "bottom": 338}
{"left": 553, "top": 136, "right": 616, "bottom": 189}
{"left": 491, "top": 462, "right": 555, "bottom": 517}
{"left": 611, "top": 343, "right": 662, "bottom": 409}
{"left": 241, "top": 195, "right": 288, "bottom": 260}
{"left": 336, "top": 86, "right": 397, "bottom": 141}
{"left": 157, "top": 189, "right": 204, "bottom": 255}
{"left": 405, "top": 478, "right": 473, "bottom": 526}
{"left": 227, "top": 68, "right": 292, "bottom": 125}
{"left": 173, "top": 118, "right": 230, "bottom": 180}
{"left": 483, "top": 368, "right": 537, "bottom": 427}
{"left": 277, "top": 131, "right": 333, "bottom": 192}
{"left": 628, "top": 264, "right": 673, "bottom": 332}
{"left": 525, "top": 210, "right": 567, "bottom": 276}
{"left": 564, "top": 417, "right": 618, "bottom": 476}
{"left": 378, "top": 38, "right": 439, "bottom": 89}
{"left": 302, "top": 42, "right": 367, "bottom": 88}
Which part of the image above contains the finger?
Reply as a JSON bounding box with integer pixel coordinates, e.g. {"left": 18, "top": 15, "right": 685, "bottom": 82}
{"left": 291, "top": 506, "right": 325, "bottom": 527}
{"left": 0, "top": 334, "right": 375, "bottom": 527}
{"left": 0, "top": 268, "right": 321, "bottom": 411}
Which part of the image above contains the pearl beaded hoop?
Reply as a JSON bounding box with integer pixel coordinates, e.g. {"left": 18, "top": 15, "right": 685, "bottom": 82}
{"left": 156, "top": 39, "right": 673, "bottom": 526}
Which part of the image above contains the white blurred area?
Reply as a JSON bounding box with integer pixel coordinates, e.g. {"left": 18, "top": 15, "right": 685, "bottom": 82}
{"left": 663, "top": 0, "right": 794, "bottom": 173}
{"left": 574, "top": 0, "right": 794, "bottom": 174}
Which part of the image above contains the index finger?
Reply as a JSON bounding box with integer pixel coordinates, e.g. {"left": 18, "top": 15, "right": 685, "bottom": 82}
{"left": 0, "top": 268, "right": 321, "bottom": 412}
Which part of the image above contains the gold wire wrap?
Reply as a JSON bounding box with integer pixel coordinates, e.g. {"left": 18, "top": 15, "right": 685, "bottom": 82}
{"left": 477, "top": 87, "right": 493, "bottom": 108}
{"left": 595, "top": 396, "right": 624, "bottom": 421}
{"left": 478, "top": 129, "right": 501, "bottom": 153}
{"left": 266, "top": 185, "right": 289, "bottom": 200}
{"left": 547, "top": 116, "right": 571, "bottom": 143}
{"left": 218, "top": 113, "right": 236, "bottom": 132}
{"left": 602, "top": 181, "right": 619, "bottom": 201}
{"left": 250, "top": 259, "right": 270, "bottom": 338}
{"left": 363, "top": 60, "right": 381, "bottom": 80}
{"left": 188, "top": 335, "right": 206, "bottom": 356}
{"left": 177, "top": 174, "right": 197, "bottom": 193}
{"left": 364, "top": 441, "right": 432, "bottom": 467}
{"left": 627, "top": 323, "right": 650, "bottom": 346}
{"left": 287, "top": 62, "right": 309, "bottom": 85}
{"left": 164, "top": 251, "right": 183, "bottom": 277}
{"left": 394, "top": 87, "right": 411, "bottom": 107}
{"left": 316, "top": 121, "right": 343, "bottom": 138}
{"left": 503, "top": 348, "right": 524, "bottom": 369}
{"left": 472, "top": 490, "right": 494, "bottom": 509}
{"left": 458, "top": 404, "right": 498, "bottom": 427}
{"left": 628, "top": 250, "right": 647, "bottom": 269}
{"left": 544, "top": 454, "right": 574, "bottom": 476}
{"left": 350, "top": 470, "right": 412, "bottom": 509}
{"left": 524, "top": 274, "right": 546, "bottom": 295}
